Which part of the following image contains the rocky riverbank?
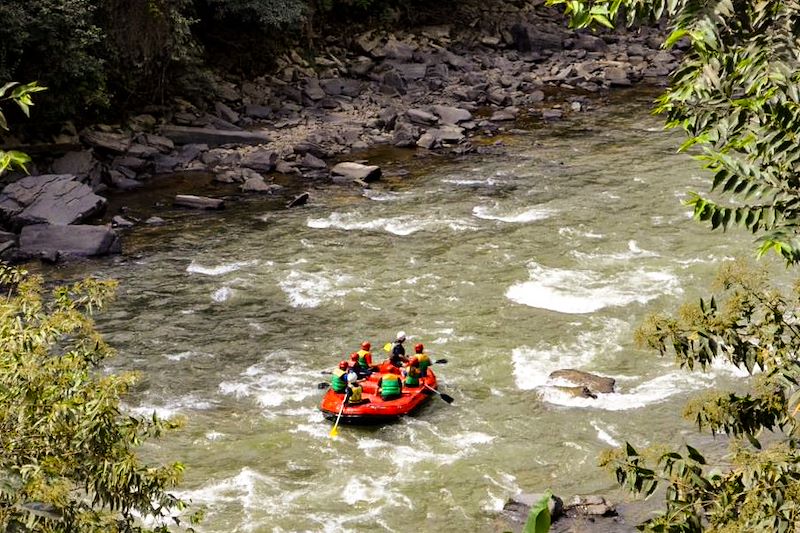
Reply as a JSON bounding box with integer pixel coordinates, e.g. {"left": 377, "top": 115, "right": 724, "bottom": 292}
{"left": 0, "top": 0, "right": 681, "bottom": 262}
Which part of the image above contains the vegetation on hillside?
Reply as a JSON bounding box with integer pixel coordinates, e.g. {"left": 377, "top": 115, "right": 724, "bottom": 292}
{"left": 0, "top": 0, "right": 456, "bottom": 126}
{"left": 0, "top": 263, "right": 198, "bottom": 531}
{"left": 548, "top": 0, "right": 800, "bottom": 530}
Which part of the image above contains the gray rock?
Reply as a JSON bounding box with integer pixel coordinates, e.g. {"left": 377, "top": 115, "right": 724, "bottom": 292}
{"left": 330, "top": 162, "right": 381, "bottom": 182}
{"left": 392, "top": 123, "right": 418, "bottom": 147}
{"left": 160, "top": 126, "right": 270, "bottom": 147}
{"left": 568, "top": 495, "right": 616, "bottom": 517}
{"left": 174, "top": 195, "right": 225, "bottom": 210}
{"left": 0, "top": 174, "right": 106, "bottom": 228}
{"left": 381, "top": 71, "right": 407, "bottom": 95}
{"left": 575, "top": 33, "right": 608, "bottom": 52}
{"left": 300, "top": 153, "right": 327, "bottom": 170}
{"left": 142, "top": 134, "right": 175, "bottom": 153}
{"left": 214, "top": 167, "right": 261, "bottom": 184}
{"left": 240, "top": 148, "right": 278, "bottom": 172}
{"left": 112, "top": 215, "right": 134, "bottom": 228}
{"left": 80, "top": 131, "right": 132, "bottom": 154}
{"left": 112, "top": 156, "right": 148, "bottom": 171}
{"left": 349, "top": 56, "right": 375, "bottom": 77}
{"left": 287, "top": 192, "right": 310, "bottom": 208}
{"left": 214, "top": 102, "right": 240, "bottom": 124}
{"left": 320, "top": 78, "right": 362, "bottom": 97}
{"left": 392, "top": 63, "right": 427, "bottom": 80}
{"left": 51, "top": 151, "right": 95, "bottom": 176}
{"left": 549, "top": 369, "right": 615, "bottom": 394}
{"left": 303, "top": 79, "right": 326, "bottom": 101}
{"left": 542, "top": 109, "right": 564, "bottom": 120}
{"left": 431, "top": 105, "right": 472, "bottom": 125}
{"left": 416, "top": 132, "right": 438, "bottom": 149}
{"left": 243, "top": 104, "right": 272, "bottom": 119}
{"left": 19, "top": 224, "right": 121, "bottom": 258}
{"left": 382, "top": 38, "right": 415, "bottom": 61}
{"left": 145, "top": 216, "right": 165, "bottom": 225}
{"left": 108, "top": 171, "right": 142, "bottom": 190}
{"left": 491, "top": 108, "right": 519, "bottom": 121}
{"left": 406, "top": 108, "right": 438, "bottom": 125}
{"left": 241, "top": 176, "right": 278, "bottom": 193}
{"left": 126, "top": 143, "right": 161, "bottom": 159}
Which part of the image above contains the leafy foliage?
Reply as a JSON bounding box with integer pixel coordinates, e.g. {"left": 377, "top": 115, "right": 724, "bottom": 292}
{"left": 0, "top": 264, "right": 198, "bottom": 532}
{"left": 522, "top": 491, "right": 552, "bottom": 533}
{"left": 548, "top": 0, "right": 800, "bottom": 265}
{"left": 0, "top": 80, "right": 44, "bottom": 175}
{"left": 595, "top": 260, "right": 800, "bottom": 532}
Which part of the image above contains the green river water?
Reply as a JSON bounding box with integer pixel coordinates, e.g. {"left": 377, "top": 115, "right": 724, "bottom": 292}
{"left": 44, "top": 91, "right": 775, "bottom": 532}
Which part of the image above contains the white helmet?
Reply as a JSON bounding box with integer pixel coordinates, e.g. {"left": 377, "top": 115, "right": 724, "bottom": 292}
{"left": 396, "top": 331, "right": 406, "bottom": 341}
{"left": 347, "top": 372, "right": 358, "bottom": 383}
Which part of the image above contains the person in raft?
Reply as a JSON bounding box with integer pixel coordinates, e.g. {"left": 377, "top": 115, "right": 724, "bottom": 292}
{"left": 377, "top": 370, "right": 403, "bottom": 400}
{"left": 353, "top": 341, "right": 376, "bottom": 377}
{"left": 403, "top": 356, "right": 421, "bottom": 387}
{"left": 413, "top": 343, "right": 432, "bottom": 377}
{"left": 346, "top": 372, "right": 365, "bottom": 405}
{"left": 330, "top": 360, "right": 350, "bottom": 394}
{"left": 389, "top": 331, "right": 408, "bottom": 367}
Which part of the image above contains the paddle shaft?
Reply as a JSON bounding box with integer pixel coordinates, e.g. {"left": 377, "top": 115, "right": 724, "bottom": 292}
{"left": 424, "top": 383, "right": 454, "bottom": 404}
{"left": 329, "top": 391, "right": 348, "bottom": 437}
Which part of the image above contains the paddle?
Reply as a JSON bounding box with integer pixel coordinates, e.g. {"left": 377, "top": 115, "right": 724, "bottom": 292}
{"left": 424, "top": 383, "right": 454, "bottom": 404}
{"left": 329, "top": 392, "right": 348, "bottom": 438}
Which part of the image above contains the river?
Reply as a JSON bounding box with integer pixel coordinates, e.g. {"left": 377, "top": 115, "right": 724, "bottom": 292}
{"left": 48, "top": 90, "right": 771, "bottom": 531}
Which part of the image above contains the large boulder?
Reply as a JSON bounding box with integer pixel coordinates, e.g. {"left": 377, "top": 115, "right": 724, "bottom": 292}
{"left": 159, "top": 125, "right": 271, "bottom": 147}
{"left": 330, "top": 162, "right": 382, "bottom": 182}
{"left": 548, "top": 369, "right": 615, "bottom": 394}
{"left": 0, "top": 174, "right": 106, "bottom": 228}
{"left": 19, "top": 224, "right": 121, "bottom": 258}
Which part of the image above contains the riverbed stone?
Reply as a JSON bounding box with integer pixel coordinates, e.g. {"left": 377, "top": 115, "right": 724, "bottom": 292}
{"left": 19, "top": 224, "right": 121, "bottom": 258}
{"left": 174, "top": 194, "right": 225, "bottom": 210}
{"left": 406, "top": 108, "right": 438, "bottom": 125}
{"left": 240, "top": 148, "right": 279, "bottom": 172}
{"left": 160, "top": 125, "right": 271, "bottom": 147}
{"left": 0, "top": 174, "right": 107, "bottom": 228}
{"left": 549, "top": 369, "right": 615, "bottom": 394}
{"left": 330, "top": 162, "right": 382, "bottom": 182}
{"left": 51, "top": 151, "right": 95, "bottom": 177}
{"left": 431, "top": 105, "right": 472, "bottom": 125}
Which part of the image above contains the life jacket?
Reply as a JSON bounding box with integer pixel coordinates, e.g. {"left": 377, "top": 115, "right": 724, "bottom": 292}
{"left": 356, "top": 349, "right": 372, "bottom": 367}
{"left": 331, "top": 368, "right": 348, "bottom": 393}
{"left": 405, "top": 365, "right": 421, "bottom": 387}
{"left": 380, "top": 373, "right": 402, "bottom": 398}
{"left": 417, "top": 353, "right": 431, "bottom": 375}
{"left": 347, "top": 384, "right": 363, "bottom": 403}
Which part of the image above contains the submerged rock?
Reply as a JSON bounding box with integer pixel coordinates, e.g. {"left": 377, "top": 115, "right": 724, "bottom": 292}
{"left": 331, "top": 162, "right": 382, "bottom": 182}
{"left": 549, "top": 369, "right": 615, "bottom": 394}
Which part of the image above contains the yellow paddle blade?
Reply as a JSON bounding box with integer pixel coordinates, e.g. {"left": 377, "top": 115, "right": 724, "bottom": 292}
{"left": 383, "top": 342, "right": 392, "bottom": 352}
{"left": 329, "top": 426, "right": 339, "bottom": 438}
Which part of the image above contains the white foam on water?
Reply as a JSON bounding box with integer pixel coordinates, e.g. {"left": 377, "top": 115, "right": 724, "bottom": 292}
{"left": 127, "top": 394, "right": 215, "bottom": 420}
{"left": 362, "top": 189, "right": 408, "bottom": 202}
{"left": 212, "top": 286, "right": 233, "bottom": 302}
{"left": 441, "top": 177, "right": 497, "bottom": 186}
{"left": 572, "top": 240, "right": 660, "bottom": 264}
{"left": 308, "top": 212, "right": 476, "bottom": 236}
{"left": 472, "top": 204, "right": 555, "bottom": 223}
{"left": 506, "top": 261, "right": 681, "bottom": 314}
{"left": 590, "top": 420, "right": 620, "bottom": 446}
{"left": 512, "top": 319, "right": 627, "bottom": 390}
{"left": 205, "top": 431, "right": 225, "bottom": 441}
{"left": 219, "top": 364, "right": 319, "bottom": 409}
{"left": 558, "top": 227, "right": 604, "bottom": 239}
{"left": 278, "top": 269, "right": 365, "bottom": 308}
{"left": 186, "top": 259, "right": 258, "bottom": 276}
{"left": 164, "top": 350, "right": 214, "bottom": 362}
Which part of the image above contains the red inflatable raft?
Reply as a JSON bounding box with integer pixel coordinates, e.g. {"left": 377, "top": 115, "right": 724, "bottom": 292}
{"left": 320, "top": 363, "right": 438, "bottom": 424}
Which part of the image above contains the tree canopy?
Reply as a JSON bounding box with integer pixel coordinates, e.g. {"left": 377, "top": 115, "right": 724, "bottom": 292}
{"left": 546, "top": 0, "right": 800, "bottom": 530}
{"left": 0, "top": 264, "right": 197, "bottom": 532}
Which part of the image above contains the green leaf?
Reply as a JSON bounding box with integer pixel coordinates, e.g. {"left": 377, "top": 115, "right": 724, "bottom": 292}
{"left": 523, "top": 491, "right": 552, "bottom": 533}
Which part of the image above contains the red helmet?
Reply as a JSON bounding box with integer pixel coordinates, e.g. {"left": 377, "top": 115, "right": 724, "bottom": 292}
{"left": 338, "top": 360, "right": 348, "bottom": 370}
{"left": 350, "top": 352, "right": 359, "bottom": 361}
{"left": 414, "top": 343, "right": 424, "bottom": 353}
{"left": 361, "top": 341, "right": 371, "bottom": 350}
{"left": 409, "top": 357, "right": 419, "bottom": 366}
